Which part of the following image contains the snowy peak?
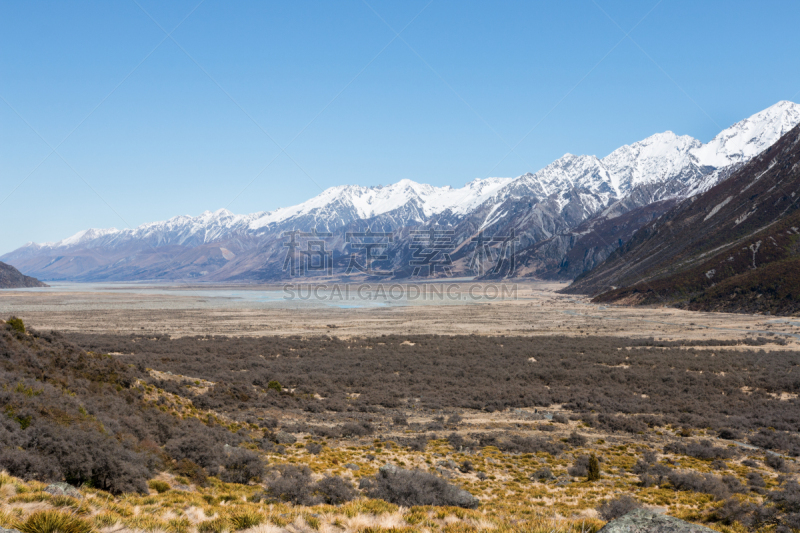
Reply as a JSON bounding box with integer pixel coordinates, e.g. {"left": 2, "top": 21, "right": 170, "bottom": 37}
{"left": 506, "top": 154, "right": 611, "bottom": 198}
{"left": 249, "top": 177, "right": 513, "bottom": 230}
{"left": 52, "top": 227, "right": 121, "bottom": 248}
{"left": 602, "top": 131, "right": 701, "bottom": 194}
{"left": 692, "top": 100, "right": 800, "bottom": 168}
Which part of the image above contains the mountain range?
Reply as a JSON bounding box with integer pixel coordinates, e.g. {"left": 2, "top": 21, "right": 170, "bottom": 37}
{"left": 3, "top": 100, "right": 799, "bottom": 283}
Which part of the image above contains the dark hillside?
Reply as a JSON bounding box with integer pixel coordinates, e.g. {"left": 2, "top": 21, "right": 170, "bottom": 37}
{"left": 564, "top": 123, "right": 800, "bottom": 314}
{"left": 0, "top": 261, "right": 47, "bottom": 288}
{"left": 0, "top": 318, "right": 245, "bottom": 493}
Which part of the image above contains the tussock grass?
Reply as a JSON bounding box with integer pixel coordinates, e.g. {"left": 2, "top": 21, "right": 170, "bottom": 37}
{"left": 197, "top": 517, "right": 231, "bottom": 533}
{"left": 14, "top": 510, "right": 94, "bottom": 533}
{"left": 148, "top": 481, "right": 171, "bottom": 494}
{"left": 227, "top": 510, "right": 264, "bottom": 531}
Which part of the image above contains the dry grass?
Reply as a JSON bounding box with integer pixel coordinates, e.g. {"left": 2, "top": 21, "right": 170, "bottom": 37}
{"left": 0, "top": 404, "right": 794, "bottom": 533}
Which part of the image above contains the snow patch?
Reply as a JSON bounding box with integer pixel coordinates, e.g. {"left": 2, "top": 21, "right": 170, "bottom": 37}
{"left": 704, "top": 196, "right": 733, "bottom": 222}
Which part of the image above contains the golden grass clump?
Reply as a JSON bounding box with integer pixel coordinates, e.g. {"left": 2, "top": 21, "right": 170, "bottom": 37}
{"left": 91, "top": 512, "right": 120, "bottom": 529}
{"left": 122, "top": 515, "right": 169, "bottom": 532}
{"left": 148, "top": 480, "right": 172, "bottom": 494}
{"left": 227, "top": 510, "right": 265, "bottom": 531}
{"left": 0, "top": 510, "right": 16, "bottom": 529}
{"left": 167, "top": 517, "right": 192, "bottom": 533}
{"left": 198, "top": 517, "right": 231, "bottom": 533}
{"left": 14, "top": 510, "right": 94, "bottom": 533}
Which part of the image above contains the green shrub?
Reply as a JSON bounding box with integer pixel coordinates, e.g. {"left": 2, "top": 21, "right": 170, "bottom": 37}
{"left": 7, "top": 317, "right": 25, "bottom": 334}
{"left": 267, "top": 380, "right": 282, "bottom": 392}
{"left": 587, "top": 454, "right": 601, "bottom": 481}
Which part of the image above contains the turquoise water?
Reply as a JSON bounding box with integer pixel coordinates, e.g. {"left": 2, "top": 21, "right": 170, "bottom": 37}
{"left": 2, "top": 281, "right": 523, "bottom": 310}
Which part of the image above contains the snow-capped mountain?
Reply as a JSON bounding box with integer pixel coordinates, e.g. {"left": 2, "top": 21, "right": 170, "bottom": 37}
{"left": 691, "top": 100, "right": 800, "bottom": 168}
{"left": 4, "top": 101, "right": 799, "bottom": 282}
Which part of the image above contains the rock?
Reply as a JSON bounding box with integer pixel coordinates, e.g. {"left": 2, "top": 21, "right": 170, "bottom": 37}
{"left": 446, "top": 486, "right": 479, "bottom": 509}
{"left": 44, "top": 482, "right": 82, "bottom": 499}
{"left": 437, "top": 459, "right": 458, "bottom": 469}
{"left": 1, "top": 527, "right": 22, "bottom": 533}
{"left": 344, "top": 463, "right": 360, "bottom": 471}
{"left": 274, "top": 431, "right": 296, "bottom": 445}
{"left": 379, "top": 463, "right": 401, "bottom": 475}
{"left": 599, "top": 508, "right": 716, "bottom": 532}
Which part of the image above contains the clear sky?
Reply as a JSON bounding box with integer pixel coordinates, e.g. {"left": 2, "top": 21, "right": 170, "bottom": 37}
{"left": 2, "top": 0, "right": 799, "bottom": 254}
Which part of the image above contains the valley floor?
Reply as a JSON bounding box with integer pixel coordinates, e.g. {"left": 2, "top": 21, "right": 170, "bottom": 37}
{"left": 1, "top": 282, "right": 799, "bottom": 344}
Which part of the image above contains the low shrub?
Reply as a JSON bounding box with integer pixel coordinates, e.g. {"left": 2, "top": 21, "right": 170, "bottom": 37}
{"left": 173, "top": 459, "right": 207, "bottom": 486}
{"left": 747, "top": 472, "right": 765, "bottom": 489}
{"left": 532, "top": 467, "right": 554, "bottom": 481}
{"left": 446, "top": 414, "right": 463, "bottom": 426}
{"left": 220, "top": 448, "right": 264, "bottom": 484}
{"left": 313, "top": 475, "right": 358, "bottom": 505}
{"left": 261, "top": 465, "right": 355, "bottom": 506}
{"left": 565, "top": 431, "right": 587, "bottom": 447}
{"left": 750, "top": 430, "right": 800, "bottom": 456}
{"left": 718, "top": 428, "right": 741, "bottom": 440}
{"left": 306, "top": 442, "right": 323, "bottom": 455}
{"left": 568, "top": 455, "right": 589, "bottom": 477}
{"left": 363, "top": 465, "right": 478, "bottom": 509}
{"left": 664, "top": 440, "right": 735, "bottom": 460}
{"left": 765, "top": 454, "right": 787, "bottom": 472}
{"left": 597, "top": 495, "right": 640, "bottom": 521}
{"left": 7, "top": 317, "right": 25, "bottom": 334}
{"left": 340, "top": 421, "right": 373, "bottom": 437}
{"left": 666, "top": 470, "right": 744, "bottom": 500}
{"left": 398, "top": 435, "right": 429, "bottom": 452}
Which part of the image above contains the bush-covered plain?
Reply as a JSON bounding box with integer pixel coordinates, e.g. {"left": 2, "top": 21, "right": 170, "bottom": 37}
{"left": 2, "top": 318, "right": 800, "bottom": 531}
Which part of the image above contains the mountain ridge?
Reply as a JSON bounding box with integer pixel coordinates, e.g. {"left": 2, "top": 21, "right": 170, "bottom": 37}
{"left": 4, "top": 101, "right": 800, "bottom": 283}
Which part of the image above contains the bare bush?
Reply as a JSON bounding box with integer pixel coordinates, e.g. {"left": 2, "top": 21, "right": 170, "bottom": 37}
{"left": 220, "top": 448, "right": 264, "bottom": 484}
{"left": 664, "top": 440, "right": 735, "bottom": 460}
{"left": 363, "top": 465, "right": 479, "bottom": 509}
{"left": 597, "top": 495, "right": 640, "bottom": 520}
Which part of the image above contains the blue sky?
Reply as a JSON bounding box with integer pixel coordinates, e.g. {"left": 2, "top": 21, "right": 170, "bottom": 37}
{"left": 1, "top": 0, "right": 799, "bottom": 254}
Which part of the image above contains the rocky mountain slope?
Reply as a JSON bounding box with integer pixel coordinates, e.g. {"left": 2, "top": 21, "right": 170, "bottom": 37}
{"left": 3, "top": 101, "right": 799, "bottom": 282}
{"left": 0, "top": 261, "right": 47, "bottom": 288}
{"left": 564, "top": 122, "right": 800, "bottom": 315}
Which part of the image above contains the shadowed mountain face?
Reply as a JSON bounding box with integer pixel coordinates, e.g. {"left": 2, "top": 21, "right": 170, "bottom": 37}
{"left": 0, "top": 261, "right": 47, "bottom": 289}
{"left": 564, "top": 123, "right": 800, "bottom": 315}
{"left": 3, "top": 102, "right": 799, "bottom": 283}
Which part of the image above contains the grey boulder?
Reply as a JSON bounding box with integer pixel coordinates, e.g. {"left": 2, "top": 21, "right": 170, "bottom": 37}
{"left": 599, "top": 508, "right": 716, "bottom": 533}
{"left": 44, "top": 482, "right": 83, "bottom": 499}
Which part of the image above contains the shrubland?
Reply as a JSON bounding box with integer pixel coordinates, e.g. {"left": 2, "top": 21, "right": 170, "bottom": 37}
{"left": 1, "top": 318, "right": 800, "bottom": 531}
